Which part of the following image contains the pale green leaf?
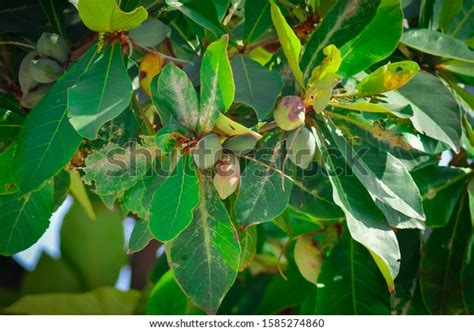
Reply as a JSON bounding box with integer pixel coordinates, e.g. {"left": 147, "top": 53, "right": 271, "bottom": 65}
{"left": 270, "top": 1, "right": 303, "bottom": 89}
{"left": 76, "top": 0, "right": 148, "bottom": 32}
{"left": 198, "top": 36, "right": 235, "bottom": 134}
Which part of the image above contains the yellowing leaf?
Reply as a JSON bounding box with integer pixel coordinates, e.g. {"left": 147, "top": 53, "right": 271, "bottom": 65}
{"left": 294, "top": 234, "right": 322, "bottom": 285}
{"left": 270, "top": 1, "right": 304, "bottom": 90}
{"left": 77, "top": 0, "right": 148, "bottom": 33}
{"left": 356, "top": 61, "right": 420, "bottom": 96}
{"left": 310, "top": 44, "right": 342, "bottom": 82}
{"left": 139, "top": 53, "right": 162, "bottom": 97}
{"left": 304, "top": 72, "right": 339, "bottom": 112}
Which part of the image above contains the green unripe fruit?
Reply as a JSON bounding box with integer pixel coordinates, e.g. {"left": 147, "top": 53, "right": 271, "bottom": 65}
{"left": 213, "top": 154, "right": 240, "bottom": 200}
{"left": 30, "top": 58, "right": 63, "bottom": 83}
{"left": 274, "top": 96, "right": 305, "bottom": 131}
{"left": 37, "top": 32, "right": 69, "bottom": 64}
{"left": 21, "top": 85, "right": 50, "bottom": 109}
{"left": 223, "top": 134, "right": 258, "bottom": 154}
{"left": 129, "top": 18, "right": 171, "bottom": 48}
{"left": 286, "top": 127, "right": 316, "bottom": 169}
{"left": 193, "top": 133, "right": 223, "bottom": 170}
{"left": 19, "top": 51, "right": 39, "bottom": 93}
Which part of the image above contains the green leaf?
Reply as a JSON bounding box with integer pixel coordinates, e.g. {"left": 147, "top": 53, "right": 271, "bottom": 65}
{"left": 0, "top": 144, "right": 18, "bottom": 195}
{"left": 153, "top": 63, "right": 200, "bottom": 131}
{"left": 411, "top": 166, "right": 470, "bottom": 227}
{"left": 68, "top": 43, "right": 132, "bottom": 139}
{"left": 355, "top": 61, "right": 419, "bottom": 96}
{"left": 69, "top": 170, "right": 96, "bottom": 220}
{"left": 438, "top": 0, "right": 463, "bottom": 31}
{"left": 270, "top": 1, "right": 304, "bottom": 89}
{"left": 0, "top": 181, "right": 54, "bottom": 256}
{"left": 420, "top": 195, "right": 471, "bottom": 314}
{"left": 3, "top": 287, "right": 140, "bottom": 315}
{"left": 231, "top": 55, "right": 283, "bottom": 120}
{"left": 235, "top": 135, "right": 293, "bottom": 226}
{"left": 243, "top": 0, "right": 271, "bottom": 44}
{"left": 198, "top": 36, "right": 234, "bottom": 134}
{"left": 238, "top": 225, "right": 257, "bottom": 271}
{"left": 165, "top": 0, "right": 225, "bottom": 37}
{"left": 166, "top": 174, "right": 240, "bottom": 314}
{"left": 82, "top": 143, "right": 155, "bottom": 207}
{"left": 0, "top": 0, "right": 45, "bottom": 33}
{"left": 128, "top": 221, "right": 153, "bottom": 254}
{"left": 401, "top": 29, "right": 474, "bottom": 63}
{"left": 390, "top": 71, "right": 462, "bottom": 152}
{"left": 339, "top": 0, "right": 403, "bottom": 77}
{"left": 146, "top": 270, "right": 188, "bottom": 314}
{"left": 464, "top": 179, "right": 474, "bottom": 313}
{"left": 301, "top": 0, "right": 381, "bottom": 83}
{"left": 123, "top": 159, "right": 170, "bottom": 220}
{"left": 76, "top": 0, "right": 148, "bottom": 32}
{"left": 330, "top": 101, "right": 413, "bottom": 118}
{"left": 14, "top": 46, "right": 97, "bottom": 193}
{"left": 328, "top": 112, "right": 433, "bottom": 171}
{"left": 21, "top": 253, "right": 83, "bottom": 295}
{"left": 290, "top": 163, "right": 344, "bottom": 221}
{"left": 149, "top": 155, "right": 200, "bottom": 242}
{"left": 315, "top": 227, "right": 391, "bottom": 314}
{"left": 326, "top": 120, "right": 425, "bottom": 228}
{"left": 60, "top": 203, "right": 125, "bottom": 290}
{"left": 314, "top": 127, "right": 400, "bottom": 290}
{"left": 294, "top": 233, "right": 322, "bottom": 285}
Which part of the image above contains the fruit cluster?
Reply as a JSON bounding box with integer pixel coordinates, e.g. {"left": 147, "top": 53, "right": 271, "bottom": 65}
{"left": 19, "top": 33, "right": 69, "bottom": 108}
{"left": 274, "top": 96, "right": 316, "bottom": 169}
{"left": 191, "top": 95, "right": 315, "bottom": 200}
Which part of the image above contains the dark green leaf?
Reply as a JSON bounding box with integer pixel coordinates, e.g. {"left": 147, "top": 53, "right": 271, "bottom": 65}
{"left": 392, "top": 71, "right": 462, "bottom": 152}
{"left": 0, "top": 144, "right": 18, "bottom": 194}
{"left": 165, "top": 0, "right": 225, "bottom": 37}
{"left": 238, "top": 225, "right": 257, "bottom": 271}
{"left": 235, "top": 135, "right": 293, "bottom": 226}
{"left": 14, "top": 46, "right": 97, "bottom": 193}
{"left": 314, "top": 126, "right": 400, "bottom": 290}
{"left": 149, "top": 155, "right": 200, "bottom": 241}
{"left": 420, "top": 195, "right": 471, "bottom": 314}
{"left": 290, "top": 163, "right": 344, "bottom": 221}
{"left": 0, "top": 0, "right": 46, "bottom": 32}
{"left": 339, "top": 0, "right": 403, "bottom": 77}
{"left": 315, "top": 227, "right": 391, "bottom": 314}
{"left": 326, "top": 120, "right": 425, "bottom": 229}
{"left": 231, "top": 55, "right": 283, "bottom": 120}
{"left": 412, "top": 165, "right": 470, "bottom": 227}
{"left": 68, "top": 43, "right": 132, "bottom": 139}
{"left": 39, "top": 0, "right": 67, "bottom": 39}
{"left": 128, "top": 221, "right": 153, "bottom": 254}
{"left": 0, "top": 181, "right": 54, "bottom": 256}
{"left": 166, "top": 174, "right": 240, "bottom": 313}
{"left": 301, "top": 0, "right": 381, "bottom": 82}
{"left": 243, "top": 0, "right": 271, "bottom": 44}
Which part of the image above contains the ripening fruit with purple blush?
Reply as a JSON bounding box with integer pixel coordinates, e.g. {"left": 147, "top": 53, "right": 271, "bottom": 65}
{"left": 273, "top": 96, "right": 305, "bottom": 131}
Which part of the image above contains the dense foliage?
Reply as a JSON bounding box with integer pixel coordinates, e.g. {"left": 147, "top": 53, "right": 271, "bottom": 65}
{"left": 0, "top": 0, "right": 473, "bottom": 315}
